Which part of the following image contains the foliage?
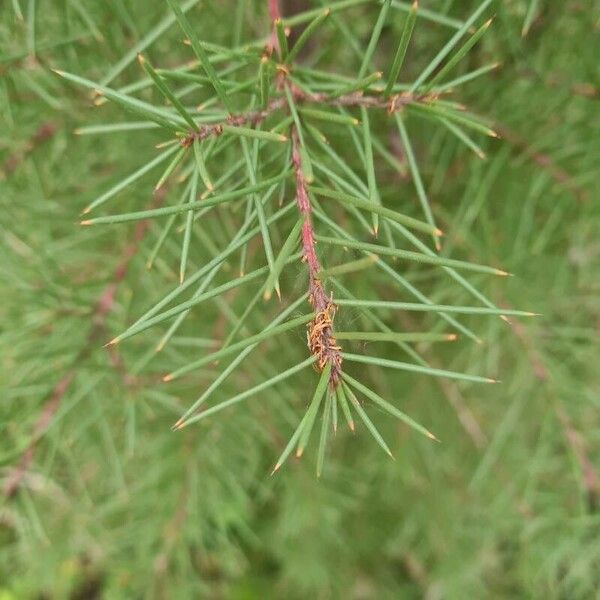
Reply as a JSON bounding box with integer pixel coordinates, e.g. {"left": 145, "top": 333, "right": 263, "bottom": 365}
{"left": 0, "top": 0, "right": 598, "bottom": 598}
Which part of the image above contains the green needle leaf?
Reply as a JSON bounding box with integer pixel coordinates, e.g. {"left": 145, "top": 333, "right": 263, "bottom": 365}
{"left": 296, "top": 362, "right": 332, "bottom": 458}
{"left": 360, "top": 106, "right": 380, "bottom": 234}
{"left": 327, "top": 71, "right": 382, "bottom": 98}
{"left": 316, "top": 392, "right": 333, "bottom": 477}
{"left": 423, "top": 18, "right": 492, "bottom": 92}
{"left": 274, "top": 18, "right": 289, "bottom": 61}
{"left": 342, "top": 373, "right": 438, "bottom": 440}
{"left": 287, "top": 9, "right": 330, "bottom": 63}
{"left": 138, "top": 54, "right": 199, "bottom": 131}
{"left": 176, "top": 356, "right": 316, "bottom": 429}
{"left": 165, "top": 0, "right": 233, "bottom": 112}
{"left": 409, "top": 0, "right": 494, "bottom": 92}
{"left": 384, "top": 0, "right": 418, "bottom": 97}
{"left": 221, "top": 124, "right": 287, "bottom": 143}
{"left": 264, "top": 219, "right": 302, "bottom": 301}
{"left": 164, "top": 313, "right": 312, "bottom": 381}
{"left": 80, "top": 172, "right": 290, "bottom": 225}
{"left": 342, "top": 382, "right": 393, "bottom": 457}
{"left": 335, "top": 331, "right": 457, "bottom": 343}
{"left": 308, "top": 186, "right": 441, "bottom": 236}
{"left": 334, "top": 299, "right": 537, "bottom": 317}
{"left": 299, "top": 107, "right": 359, "bottom": 126}
{"left": 342, "top": 353, "right": 496, "bottom": 384}
{"left": 358, "top": 0, "right": 391, "bottom": 78}
{"left": 109, "top": 265, "right": 273, "bottom": 345}
{"left": 154, "top": 145, "right": 187, "bottom": 191}
{"left": 394, "top": 112, "right": 440, "bottom": 249}
{"left": 192, "top": 140, "right": 214, "bottom": 190}
{"left": 52, "top": 69, "right": 187, "bottom": 132}
{"left": 336, "top": 383, "right": 354, "bottom": 432}
{"left": 179, "top": 169, "right": 198, "bottom": 283}
{"left": 82, "top": 145, "right": 180, "bottom": 214}
{"left": 315, "top": 235, "right": 509, "bottom": 276}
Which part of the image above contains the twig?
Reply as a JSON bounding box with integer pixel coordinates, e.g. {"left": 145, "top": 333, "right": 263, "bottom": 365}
{"left": 181, "top": 87, "right": 425, "bottom": 148}
{"left": 291, "top": 126, "right": 342, "bottom": 385}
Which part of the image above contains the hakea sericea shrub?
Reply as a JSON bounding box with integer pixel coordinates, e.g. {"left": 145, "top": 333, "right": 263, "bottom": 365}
{"left": 54, "top": 0, "right": 535, "bottom": 475}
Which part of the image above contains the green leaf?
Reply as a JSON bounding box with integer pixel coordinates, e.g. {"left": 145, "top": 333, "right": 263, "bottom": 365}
{"left": 342, "top": 353, "right": 496, "bottom": 384}
{"left": 335, "top": 331, "right": 457, "bottom": 343}
{"left": 164, "top": 313, "right": 312, "bottom": 381}
{"left": 82, "top": 145, "right": 180, "bottom": 214}
{"left": 80, "top": 172, "right": 290, "bottom": 225}
{"left": 409, "top": 0, "right": 494, "bottom": 92}
{"left": 334, "top": 299, "right": 537, "bottom": 317}
{"left": 342, "top": 373, "right": 438, "bottom": 440}
{"left": 165, "top": 0, "right": 233, "bottom": 112}
{"left": 222, "top": 124, "right": 287, "bottom": 143}
{"left": 264, "top": 219, "right": 302, "bottom": 301}
{"left": 175, "top": 294, "right": 309, "bottom": 428}
{"left": 138, "top": 54, "right": 199, "bottom": 131}
{"left": 299, "top": 107, "right": 359, "bottom": 126}
{"left": 297, "top": 362, "right": 332, "bottom": 458}
{"left": 287, "top": 9, "right": 330, "bottom": 63}
{"left": 316, "top": 392, "right": 333, "bottom": 477}
{"left": 423, "top": 17, "right": 492, "bottom": 92}
{"left": 176, "top": 356, "right": 316, "bottom": 429}
{"left": 192, "top": 139, "right": 214, "bottom": 190}
{"left": 100, "top": 0, "right": 201, "bottom": 86}
{"left": 154, "top": 145, "right": 187, "bottom": 190}
{"left": 53, "top": 69, "right": 187, "bottom": 132}
{"left": 179, "top": 169, "right": 198, "bottom": 283}
{"left": 308, "top": 186, "right": 441, "bottom": 236}
{"left": 327, "top": 71, "right": 382, "bottom": 98}
{"left": 358, "top": 0, "right": 391, "bottom": 77}
{"left": 394, "top": 112, "right": 440, "bottom": 248}
{"left": 384, "top": 0, "right": 418, "bottom": 97}
{"left": 283, "top": 0, "right": 369, "bottom": 28}
{"left": 342, "top": 382, "right": 393, "bottom": 457}
{"left": 258, "top": 56, "right": 271, "bottom": 108}
{"left": 109, "top": 265, "right": 273, "bottom": 345}
{"left": 335, "top": 383, "right": 354, "bottom": 432}
{"left": 274, "top": 18, "right": 289, "bottom": 61}
{"left": 315, "top": 235, "right": 509, "bottom": 276}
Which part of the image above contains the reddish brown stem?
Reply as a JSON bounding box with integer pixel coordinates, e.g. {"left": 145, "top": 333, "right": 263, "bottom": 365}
{"left": 291, "top": 126, "right": 342, "bottom": 385}
{"left": 180, "top": 89, "right": 425, "bottom": 148}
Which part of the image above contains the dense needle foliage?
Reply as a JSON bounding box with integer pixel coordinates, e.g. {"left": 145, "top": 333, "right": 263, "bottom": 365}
{"left": 1, "top": 0, "right": 598, "bottom": 598}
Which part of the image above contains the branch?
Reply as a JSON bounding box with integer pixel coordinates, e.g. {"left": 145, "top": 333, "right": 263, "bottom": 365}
{"left": 291, "top": 126, "right": 342, "bottom": 385}
{"left": 180, "top": 86, "right": 423, "bottom": 147}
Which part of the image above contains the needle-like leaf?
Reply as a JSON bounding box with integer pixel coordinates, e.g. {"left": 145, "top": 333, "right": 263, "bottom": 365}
{"left": 287, "top": 9, "right": 330, "bottom": 63}
{"left": 384, "top": 0, "right": 418, "bottom": 97}
{"left": 315, "top": 235, "right": 508, "bottom": 276}
{"left": 342, "top": 381, "right": 393, "bottom": 457}
{"left": 342, "top": 353, "right": 496, "bottom": 384}
{"left": 175, "top": 356, "right": 316, "bottom": 429}
{"left": 296, "top": 362, "right": 332, "bottom": 458}
{"left": 138, "top": 54, "right": 199, "bottom": 131}
{"left": 316, "top": 392, "right": 333, "bottom": 476}
{"left": 165, "top": 0, "right": 233, "bottom": 112}
{"left": 164, "top": 313, "right": 312, "bottom": 381}
{"left": 308, "top": 186, "right": 441, "bottom": 236}
{"left": 342, "top": 373, "right": 438, "bottom": 440}
{"left": 334, "top": 299, "right": 537, "bottom": 317}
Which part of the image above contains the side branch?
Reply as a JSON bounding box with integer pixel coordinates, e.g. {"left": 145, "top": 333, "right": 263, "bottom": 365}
{"left": 180, "top": 87, "right": 424, "bottom": 147}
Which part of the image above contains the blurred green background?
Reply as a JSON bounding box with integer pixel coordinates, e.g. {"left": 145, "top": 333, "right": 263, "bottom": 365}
{"left": 1, "top": 1, "right": 598, "bottom": 598}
